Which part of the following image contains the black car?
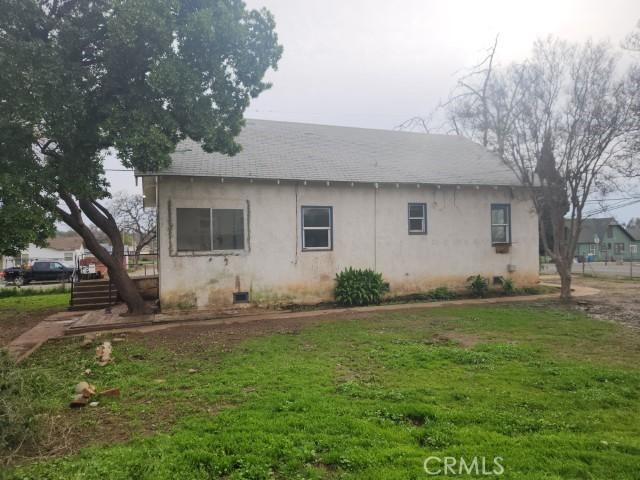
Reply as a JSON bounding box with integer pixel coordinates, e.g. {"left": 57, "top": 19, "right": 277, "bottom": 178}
{"left": 2, "top": 261, "right": 76, "bottom": 285}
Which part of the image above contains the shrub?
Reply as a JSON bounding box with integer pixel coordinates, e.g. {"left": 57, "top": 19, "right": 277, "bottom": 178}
{"left": 502, "top": 278, "right": 515, "bottom": 296}
{"left": 430, "top": 286, "right": 457, "bottom": 300}
{"left": 334, "top": 267, "right": 389, "bottom": 306}
{"left": 466, "top": 275, "right": 489, "bottom": 298}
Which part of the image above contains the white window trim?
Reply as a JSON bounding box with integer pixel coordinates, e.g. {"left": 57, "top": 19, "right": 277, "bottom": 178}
{"left": 301, "top": 206, "right": 333, "bottom": 251}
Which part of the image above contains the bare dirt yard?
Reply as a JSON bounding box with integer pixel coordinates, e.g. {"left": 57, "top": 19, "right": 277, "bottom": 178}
{"left": 544, "top": 274, "right": 640, "bottom": 329}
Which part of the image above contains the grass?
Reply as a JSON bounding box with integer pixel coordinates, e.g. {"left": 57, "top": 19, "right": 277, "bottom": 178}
{"left": 0, "top": 284, "right": 69, "bottom": 298}
{"left": 4, "top": 303, "right": 640, "bottom": 479}
{"left": 0, "top": 293, "right": 70, "bottom": 312}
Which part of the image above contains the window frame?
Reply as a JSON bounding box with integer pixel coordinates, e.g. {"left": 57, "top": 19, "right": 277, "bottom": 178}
{"left": 614, "top": 242, "right": 625, "bottom": 254}
{"left": 407, "top": 203, "right": 427, "bottom": 235}
{"left": 175, "top": 207, "right": 245, "bottom": 253}
{"left": 301, "top": 206, "right": 333, "bottom": 251}
{"left": 490, "top": 204, "right": 512, "bottom": 245}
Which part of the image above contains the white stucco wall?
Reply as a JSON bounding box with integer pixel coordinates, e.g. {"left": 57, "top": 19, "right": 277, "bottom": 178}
{"left": 155, "top": 177, "right": 539, "bottom": 308}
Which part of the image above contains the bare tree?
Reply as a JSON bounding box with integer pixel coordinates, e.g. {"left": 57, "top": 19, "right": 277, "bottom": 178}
{"left": 111, "top": 193, "right": 156, "bottom": 266}
{"left": 442, "top": 38, "right": 638, "bottom": 299}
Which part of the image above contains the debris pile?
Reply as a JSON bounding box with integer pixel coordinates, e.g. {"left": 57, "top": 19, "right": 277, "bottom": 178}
{"left": 69, "top": 340, "right": 120, "bottom": 408}
{"left": 95, "top": 341, "right": 112, "bottom": 366}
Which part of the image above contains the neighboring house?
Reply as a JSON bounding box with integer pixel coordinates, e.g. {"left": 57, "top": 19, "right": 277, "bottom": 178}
{"left": 2, "top": 234, "right": 86, "bottom": 269}
{"left": 572, "top": 218, "right": 639, "bottom": 262}
{"left": 138, "top": 119, "right": 539, "bottom": 309}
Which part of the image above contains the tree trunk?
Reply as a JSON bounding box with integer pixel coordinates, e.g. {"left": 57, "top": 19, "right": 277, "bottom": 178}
{"left": 134, "top": 244, "right": 143, "bottom": 266}
{"left": 556, "top": 260, "right": 573, "bottom": 301}
{"left": 107, "top": 259, "right": 148, "bottom": 313}
{"left": 55, "top": 193, "right": 152, "bottom": 315}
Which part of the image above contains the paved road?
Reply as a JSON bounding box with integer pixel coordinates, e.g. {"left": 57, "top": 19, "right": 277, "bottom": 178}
{"left": 541, "top": 262, "right": 640, "bottom": 279}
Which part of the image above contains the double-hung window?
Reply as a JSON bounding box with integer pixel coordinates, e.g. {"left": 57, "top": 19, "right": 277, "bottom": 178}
{"left": 491, "top": 204, "right": 511, "bottom": 244}
{"left": 408, "top": 203, "right": 427, "bottom": 234}
{"left": 302, "top": 206, "right": 332, "bottom": 250}
{"left": 176, "top": 208, "right": 244, "bottom": 252}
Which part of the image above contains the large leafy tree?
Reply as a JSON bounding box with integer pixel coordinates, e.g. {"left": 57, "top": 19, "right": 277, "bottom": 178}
{"left": 0, "top": 0, "right": 282, "bottom": 312}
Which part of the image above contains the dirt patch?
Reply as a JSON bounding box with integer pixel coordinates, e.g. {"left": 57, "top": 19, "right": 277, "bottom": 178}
{"left": 429, "top": 332, "right": 481, "bottom": 348}
{"left": 0, "top": 309, "right": 63, "bottom": 348}
{"left": 127, "top": 314, "right": 353, "bottom": 355}
{"left": 545, "top": 275, "right": 640, "bottom": 329}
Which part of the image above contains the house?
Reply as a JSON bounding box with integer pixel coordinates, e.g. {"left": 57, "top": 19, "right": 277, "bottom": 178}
{"left": 572, "top": 217, "right": 639, "bottom": 262}
{"left": 2, "top": 234, "right": 86, "bottom": 269}
{"left": 138, "top": 119, "right": 539, "bottom": 309}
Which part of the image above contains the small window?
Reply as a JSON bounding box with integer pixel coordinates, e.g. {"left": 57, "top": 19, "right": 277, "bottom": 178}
{"left": 302, "top": 206, "right": 332, "bottom": 250}
{"left": 491, "top": 204, "right": 511, "bottom": 244}
{"left": 589, "top": 244, "right": 598, "bottom": 255}
{"left": 614, "top": 243, "right": 625, "bottom": 254}
{"left": 212, "top": 209, "right": 244, "bottom": 250}
{"left": 64, "top": 252, "right": 74, "bottom": 261}
{"left": 408, "top": 203, "right": 427, "bottom": 234}
{"left": 177, "top": 208, "right": 212, "bottom": 251}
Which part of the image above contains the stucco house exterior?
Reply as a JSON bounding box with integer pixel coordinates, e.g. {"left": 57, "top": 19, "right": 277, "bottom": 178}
{"left": 139, "top": 119, "right": 539, "bottom": 309}
{"left": 573, "top": 218, "right": 639, "bottom": 262}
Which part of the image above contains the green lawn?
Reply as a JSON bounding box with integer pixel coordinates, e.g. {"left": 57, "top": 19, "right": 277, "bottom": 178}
{"left": 6, "top": 304, "right": 640, "bottom": 479}
{"left": 0, "top": 292, "right": 70, "bottom": 312}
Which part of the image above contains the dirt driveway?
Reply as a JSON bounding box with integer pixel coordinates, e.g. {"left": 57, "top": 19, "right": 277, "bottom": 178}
{"left": 544, "top": 275, "right": 640, "bottom": 329}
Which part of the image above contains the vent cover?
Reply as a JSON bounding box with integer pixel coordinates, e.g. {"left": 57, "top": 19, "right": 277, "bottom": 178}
{"left": 233, "top": 292, "right": 249, "bottom": 303}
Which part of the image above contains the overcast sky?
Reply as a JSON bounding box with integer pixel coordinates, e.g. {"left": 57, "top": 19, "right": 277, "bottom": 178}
{"left": 107, "top": 0, "right": 640, "bottom": 221}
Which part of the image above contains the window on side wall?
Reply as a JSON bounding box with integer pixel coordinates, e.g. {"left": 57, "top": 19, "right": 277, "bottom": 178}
{"left": 177, "top": 208, "right": 212, "bottom": 251}
{"left": 64, "top": 252, "right": 73, "bottom": 261}
{"left": 491, "top": 204, "right": 511, "bottom": 244}
{"left": 302, "top": 206, "right": 332, "bottom": 250}
{"left": 212, "top": 209, "right": 244, "bottom": 250}
{"left": 614, "top": 243, "right": 625, "bottom": 254}
{"left": 408, "top": 203, "right": 427, "bottom": 234}
{"left": 176, "top": 208, "right": 245, "bottom": 252}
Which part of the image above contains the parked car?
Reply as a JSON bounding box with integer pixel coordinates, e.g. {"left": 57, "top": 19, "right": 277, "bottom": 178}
{"left": 2, "top": 261, "right": 76, "bottom": 285}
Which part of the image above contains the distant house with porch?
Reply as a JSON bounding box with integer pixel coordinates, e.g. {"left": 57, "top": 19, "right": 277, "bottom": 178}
{"left": 573, "top": 218, "right": 639, "bottom": 262}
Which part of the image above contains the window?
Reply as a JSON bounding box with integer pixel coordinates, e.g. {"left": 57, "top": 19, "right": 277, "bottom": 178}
{"left": 614, "top": 243, "right": 625, "bottom": 254}
{"left": 589, "top": 244, "right": 598, "bottom": 255}
{"left": 491, "top": 204, "right": 511, "bottom": 244}
{"left": 408, "top": 203, "right": 427, "bottom": 234}
{"left": 64, "top": 252, "right": 73, "bottom": 261}
{"left": 302, "top": 206, "right": 332, "bottom": 250}
{"left": 177, "top": 208, "right": 212, "bottom": 251}
{"left": 176, "top": 208, "right": 245, "bottom": 252}
{"left": 212, "top": 209, "right": 244, "bottom": 250}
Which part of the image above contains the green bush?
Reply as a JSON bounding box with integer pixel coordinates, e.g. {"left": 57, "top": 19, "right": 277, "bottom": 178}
{"left": 430, "top": 286, "right": 457, "bottom": 300}
{"left": 466, "top": 275, "right": 489, "bottom": 298}
{"left": 502, "top": 278, "right": 515, "bottom": 296}
{"left": 0, "top": 351, "right": 41, "bottom": 465}
{"left": 334, "top": 267, "right": 389, "bottom": 306}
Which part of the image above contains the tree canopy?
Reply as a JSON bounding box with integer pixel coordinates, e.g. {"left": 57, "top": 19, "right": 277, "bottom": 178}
{"left": 0, "top": 0, "right": 282, "bottom": 311}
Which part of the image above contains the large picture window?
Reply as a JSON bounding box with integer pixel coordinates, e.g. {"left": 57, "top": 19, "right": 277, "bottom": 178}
{"left": 408, "top": 203, "right": 427, "bottom": 234}
{"left": 176, "top": 208, "right": 244, "bottom": 252}
{"left": 491, "top": 204, "right": 511, "bottom": 244}
{"left": 302, "top": 206, "right": 332, "bottom": 250}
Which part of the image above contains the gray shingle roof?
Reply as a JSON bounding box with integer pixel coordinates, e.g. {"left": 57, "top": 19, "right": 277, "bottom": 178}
{"left": 142, "top": 119, "right": 522, "bottom": 186}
